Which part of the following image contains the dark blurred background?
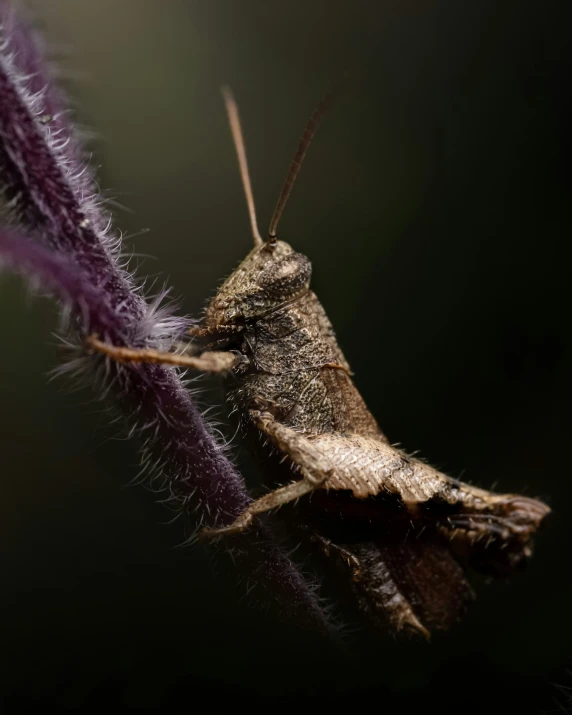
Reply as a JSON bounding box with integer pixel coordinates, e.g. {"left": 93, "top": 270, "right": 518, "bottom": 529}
{"left": 1, "top": 0, "right": 570, "bottom": 711}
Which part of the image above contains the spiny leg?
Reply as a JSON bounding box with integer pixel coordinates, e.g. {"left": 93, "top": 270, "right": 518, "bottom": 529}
{"left": 86, "top": 334, "right": 238, "bottom": 373}
{"left": 353, "top": 545, "right": 431, "bottom": 640}
{"left": 201, "top": 411, "right": 335, "bottom": 538}
{"left": 310, "top": 533, "right": 429, "bottom": 639}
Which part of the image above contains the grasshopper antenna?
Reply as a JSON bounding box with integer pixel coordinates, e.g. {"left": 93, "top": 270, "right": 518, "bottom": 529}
{"left": 268, "top": 81, "right": 343, "bottom": 240}
{"left": 222, "top": 86, "right": 264, "bottom": 247}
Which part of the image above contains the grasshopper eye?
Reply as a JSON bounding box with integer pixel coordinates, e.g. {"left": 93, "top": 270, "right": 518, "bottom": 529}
{"left": 258, "top": 253, "right": 312, "bottom": 298}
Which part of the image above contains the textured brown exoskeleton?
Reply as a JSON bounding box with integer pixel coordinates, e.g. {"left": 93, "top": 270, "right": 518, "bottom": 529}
{"left": 88, "top": 88, "right": 550, "bottom": 639}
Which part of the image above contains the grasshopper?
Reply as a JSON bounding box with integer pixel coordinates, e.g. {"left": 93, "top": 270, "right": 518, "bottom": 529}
{"left": 88, "top": 88, "right": 550, "bottom": 638}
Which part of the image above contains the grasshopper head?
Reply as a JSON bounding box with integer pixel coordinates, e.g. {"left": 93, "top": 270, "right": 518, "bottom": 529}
{"left": 204, "top": 239, "right": 312, "bottom": 327}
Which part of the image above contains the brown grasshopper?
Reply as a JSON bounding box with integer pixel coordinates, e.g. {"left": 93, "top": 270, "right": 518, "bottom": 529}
{"left": 88, "top": 88, "right": 550, "bottom": 638}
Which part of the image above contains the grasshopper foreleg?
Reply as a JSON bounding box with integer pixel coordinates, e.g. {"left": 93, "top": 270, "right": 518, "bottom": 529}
{"left": 86, "top": 334, "right": 238, "bottom": 373}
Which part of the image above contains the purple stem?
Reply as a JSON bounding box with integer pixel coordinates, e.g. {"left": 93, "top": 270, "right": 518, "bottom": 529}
{"left": 0, "top": 3, "right": 331, "bottom": 633}
{"left": 0, "top": 7, "right": 137, "bottom": 319}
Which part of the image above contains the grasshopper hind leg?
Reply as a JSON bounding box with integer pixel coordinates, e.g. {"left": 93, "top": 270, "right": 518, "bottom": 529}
{"left": 310, "top": 531, "right": 473, "bottom": 639}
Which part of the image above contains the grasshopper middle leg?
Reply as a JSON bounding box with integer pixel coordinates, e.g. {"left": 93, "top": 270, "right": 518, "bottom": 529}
{"left": 201, "top": 410, "right": 336, "bottom": 538}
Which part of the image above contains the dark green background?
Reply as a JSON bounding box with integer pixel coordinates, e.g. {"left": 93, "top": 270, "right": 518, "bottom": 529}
{"left": 1, "top": 1, "right": 570, "bottom": 711}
